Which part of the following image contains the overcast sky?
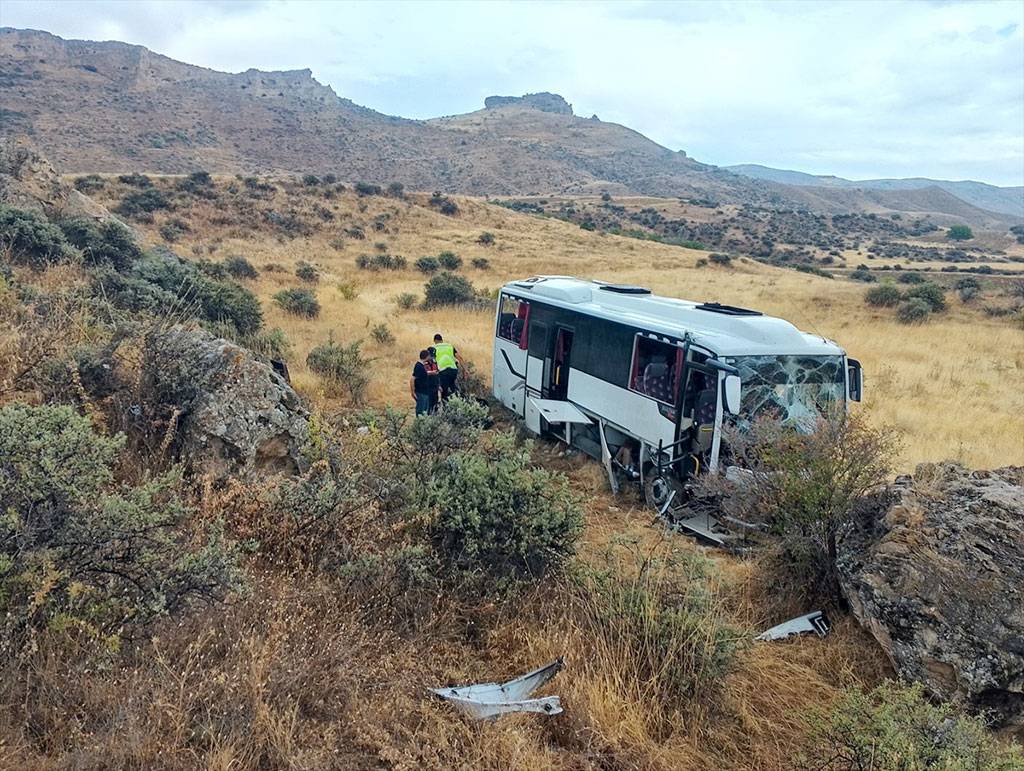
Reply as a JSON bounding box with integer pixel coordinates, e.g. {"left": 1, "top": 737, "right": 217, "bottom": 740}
{"left": 3, "top": 0, "right": 1023, "bottom": 186}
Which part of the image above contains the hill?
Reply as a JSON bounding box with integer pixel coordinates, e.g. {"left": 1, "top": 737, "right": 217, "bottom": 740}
{"left": 0, "top": 27, "right": 1016, "bottom": 230}
{"left": 728, "top": 163, "right": 1024, "bottom": 219}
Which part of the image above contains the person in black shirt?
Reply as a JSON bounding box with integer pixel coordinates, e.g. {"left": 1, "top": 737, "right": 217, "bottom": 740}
{"left": 410, "top": 349, "right": 432, "bottom": 415}
{"left": 425, "top": 347, "right": 441, "bottom": 413}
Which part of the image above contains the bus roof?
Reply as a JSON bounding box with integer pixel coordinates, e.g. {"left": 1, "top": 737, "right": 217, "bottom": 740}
{"left": 501, "top": 276, "right": 844, "bottom": 357}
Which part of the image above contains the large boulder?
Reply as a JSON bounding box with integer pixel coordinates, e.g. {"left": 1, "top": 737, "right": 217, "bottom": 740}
{"left": 141, "top": 326, "right": 309, "bottom": 478}
{"left": 838, "top": 462, "right": 1024, "bottom": 734}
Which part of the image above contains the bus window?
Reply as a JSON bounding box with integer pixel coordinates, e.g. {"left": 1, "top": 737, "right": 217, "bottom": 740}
{"left": 629, "top": 336, "right": 680, "bottom": 405}
{"left": 496, "top": 295, "right": 529, "bottom": 349}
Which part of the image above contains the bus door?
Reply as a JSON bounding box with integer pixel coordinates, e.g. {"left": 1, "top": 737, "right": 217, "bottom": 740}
{"left": 548, "top": 326, "right": 574, "bottom": 401}
{"left": 674, "top": 350, "right": 719, "bottom": 476}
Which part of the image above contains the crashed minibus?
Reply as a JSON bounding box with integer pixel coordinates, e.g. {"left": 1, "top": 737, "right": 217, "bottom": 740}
{"left": 491, "top": 276, "right": 863, "bottom": 544}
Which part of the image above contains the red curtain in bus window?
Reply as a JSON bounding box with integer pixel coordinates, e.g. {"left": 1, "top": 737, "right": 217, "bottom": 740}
{"left": 517, "top": 303, "right": 530, "bottom": 350}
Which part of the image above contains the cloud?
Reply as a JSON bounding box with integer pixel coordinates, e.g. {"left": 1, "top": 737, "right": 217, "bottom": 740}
{"left": 2, "top": 0, "right": 1022, "bottom": 185}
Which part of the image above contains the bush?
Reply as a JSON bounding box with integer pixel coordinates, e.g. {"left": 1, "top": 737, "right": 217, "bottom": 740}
{"left": 477, "top": 232, "right": 496, "bottom": 246}
{"left": 947, "top": 224, "right": 974, "bottom": 241}
{"left": 395, "top": 292, "right": 417, "bottom": 310}
{"left": 424, "top": 431, "right": 582, "bottom": 584}
{"left": 804, "top": 682, "right": 1021, "bottom": 770}
{"left": 117, "top": 188, "right": 171, "bottom": 217}
{"left": 903, "top": 282, "right": 946, "bottom": 312}
{"left": 336, "top": 281, "right": 359, "bottom": 300}
{"left": 0, "top": 404, "right": 241, "bottom": 647}
{"left": 274, "top": 287, "right": 320, "bottom": 318}
{"left": 307, "top": 338, "right": 369, "bottom": 404}
{"left": 708, "top": 252, "right": 732, "bottom": 266}
{"left": 896, "top": 297, "right": 932, "bottom": 323}
{"left": 387, "top": 181, "right": 405, "bottom": 198}
{"left": 428, "top": 191, "right": 459, "bottom": 216}
{"left": 0, "top": 205, "right": 74, "bottom": 270}
{"left": 897, "top": 272, "right": 925, "bottom": 284}
{"left": 423, "top": 271, "right": 475, "bottom": 307}
{"left": 415, "top": 256, "right": 439, "bottom": 274}
{"left": 370, "top": 323, "right": 395, "bottom": 345}
{"left": 302, "top": 174, "right": 321, "bottom": 186}
{"left": 355, "top": 182, "right": 382, "bottom": 196}
{"left": 471, "top": 257, "right": 490, "bottom": 270}
{"left": 158, "top": 219, "right": 189, "bottom": 243}
{"left": 295, "top": 260, "right": 319, "bottom": 283}
{"left": 864, "top": 283, "right": 902, "bottom": 308}
{"left": 357, "top": 254, "right": 406, "bottom": 271}
{"left": 850, "top": 265, "right": 875, "bottom": 282}
{"left": 223, "top": 255, "right": 258, "bottom": 279}
{"left": 59, "top": 217, "right": 142, "bottom": 272}
{"left": 437, "top": 251, "right": 462, "bottom": 270}
{"left": 73, "top": 174, "right": 104, "bottom": 193}
{"left": 118, "top": 172, "right": 152, "bottom": 188}
{"left": 702, "top": 413, "right": 896, "bottom": 601}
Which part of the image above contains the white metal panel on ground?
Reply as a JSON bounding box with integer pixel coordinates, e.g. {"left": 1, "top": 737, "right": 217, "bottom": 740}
{"left": 528, "top": 398, "right": 592, "bottom": 424}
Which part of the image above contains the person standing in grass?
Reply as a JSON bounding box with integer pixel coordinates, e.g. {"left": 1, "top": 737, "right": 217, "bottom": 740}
{"left": 432, "top": 333, "right": 463, "bottom": 402}
{"left": 411, "top": 349, "right": 433, "bottom": 416}
{"left": 425, "top": 346, "right": 441, "bottom": 413}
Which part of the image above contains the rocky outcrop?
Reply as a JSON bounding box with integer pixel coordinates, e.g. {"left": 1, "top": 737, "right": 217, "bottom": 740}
{"left": 484, "top": 92, "right": 573, "bottom": 115}
{"left": 838, "top": 463, "right": 1024, "bottom": 733}
{"left": 141, "top": 326, "right": 310, "bottom": 478}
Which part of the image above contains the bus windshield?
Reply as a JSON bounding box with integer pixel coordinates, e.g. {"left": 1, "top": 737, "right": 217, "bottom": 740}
{"left": 727, "top": 354, "right": 845, "bottom": 430}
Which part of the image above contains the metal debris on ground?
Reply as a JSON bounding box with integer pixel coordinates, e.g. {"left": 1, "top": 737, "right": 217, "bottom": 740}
{"left": 756, "top": 610, "right": 831, "bottom": 641}
{"left": 430, "top": 657, "right": 565, "bottom": 720}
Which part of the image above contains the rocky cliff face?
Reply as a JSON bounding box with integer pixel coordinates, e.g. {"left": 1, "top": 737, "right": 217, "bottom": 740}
{"left": 838, "top": 463, "right": 1024, "bottom": 734}
{"left": 484, "top": 92, "right": 573, "bottom": 115}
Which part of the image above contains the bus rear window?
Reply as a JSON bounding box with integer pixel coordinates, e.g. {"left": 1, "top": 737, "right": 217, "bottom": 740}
{"left": 497, "top": 295, "right": 529, "bottom": 349}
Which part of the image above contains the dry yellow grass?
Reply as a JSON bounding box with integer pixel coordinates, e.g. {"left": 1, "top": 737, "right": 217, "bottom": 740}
{"left": 115, "top": 182, "right": 1024, "bottom": 471}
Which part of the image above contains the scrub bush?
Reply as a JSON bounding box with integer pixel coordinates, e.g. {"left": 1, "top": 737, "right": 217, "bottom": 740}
{"left": 337, "top": 281, "right": 359, "bottom": 300}
{"left": 394, "top": 292, "right": 417, "bottom": 310}
{"left": 438, "top": 251, "right": 462, "bottom": 270}
{"left": 850, "top": 265, "right": 875, "bottom": 282}
{"left": 0, "top": 404, "right": 241, "bottom": 648}
{"left": 355, "top": 182, "right": 382, "bottom": 196}
{"left": 709, "top": 252, "right": 732, "bottom": 266}
{"left": 223, "top": 255, "right": 258, "bottom": 280}
{"left": 387, "top": 182, "right": 405, "bottom": 198}
{"left": 803, "top": 682, "right": 1021, "bottom": 770}
{"left": 274, "top": 287, "right": 320, "bottom": 318}
{"left": 897, "top": 271, "right": 925, "bottom": 284}
{"left": 159, "top": 219, "right": 189, "bottom": 243}
{"left": 477, "top": 232, "right": 495, "bottom": 246}
{"left": 73, "top": 174, "right": 105, "bottom": 193}
{"left": 117, "top": 172, "right": 152, "bottom": 187}
{"left": 307, "top": 338, "right": 369, "bottom": 404}
{"left": 59, "top": 217, "right": 142, "bottom": 272}
{"left": 903, "top": 281, "right": 946, "bottom": 312}
{"left": 864, "top": 282, "right": 902, "bottom": 307}
{"left": 897, "top": 297, "right": 933, "bottom": 324}
{"left": 302, "top": 174, "right": 321, "bottom": 186}
{"left": 423, "top": 271, "right": 475, "bottom": 307}
{"left": 471, "top": 257, "right": 490, "bottom": 270}
{"left": 947, "top": 224, "right": 974, "bottom": 241}
{"left": 0, "top": 205, "right": 74, "bottom": 270}
{"left": 428, "top": 191, "right": 459, "bottom": 216}
{"left": 295, "top": 260, "right": 319, "bottom": 283}
{"left": 116, "top": 188, "right": 171, "bottom": 217}
{"left": 424, "top": 431, "right": 583, "bottom": 584}
{"left": 415, "top": 256, "right": 439, "bottom": 274}
{"left": 370, "top": 323, "right": 394, "bottom": 345}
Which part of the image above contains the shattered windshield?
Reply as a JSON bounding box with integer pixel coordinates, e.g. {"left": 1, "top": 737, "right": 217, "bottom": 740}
{"left": 727, "top": 354, "right": 845, "bottom": 431}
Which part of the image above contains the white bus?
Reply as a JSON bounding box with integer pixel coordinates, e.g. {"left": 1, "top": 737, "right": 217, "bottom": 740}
{"left": 491, "top": 276, "right": 863, "bottom": 543}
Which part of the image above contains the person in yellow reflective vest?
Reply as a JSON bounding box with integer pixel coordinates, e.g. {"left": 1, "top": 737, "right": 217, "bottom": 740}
{"left": 432, "top": 333, "right": 463, "bottom": 402}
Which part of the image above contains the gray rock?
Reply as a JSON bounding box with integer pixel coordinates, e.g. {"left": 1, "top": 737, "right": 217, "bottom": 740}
{"left": 142, "top": 325, "right": 309, "bottom": 478}
{"left": 838, "top": 462, "right": 1024, "bottom": 734}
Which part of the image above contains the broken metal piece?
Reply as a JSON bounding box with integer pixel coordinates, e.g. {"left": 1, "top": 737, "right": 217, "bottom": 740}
{"left": 430, "top": 657, "right": 565, "bottom": 720}
{"left": 756, "top": 611, "right": 831, "bottom": 641}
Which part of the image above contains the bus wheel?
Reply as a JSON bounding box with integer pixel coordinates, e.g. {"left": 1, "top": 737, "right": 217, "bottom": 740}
{"left": 644, "top": 473, "right": 684, "bottom": 511}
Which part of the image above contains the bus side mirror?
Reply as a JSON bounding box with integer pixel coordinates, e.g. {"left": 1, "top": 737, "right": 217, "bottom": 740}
{"left": 847, "top": 359, "right": 863, "bottom": 402}
{"left": 723, "top": 374, "right": 742, "bottom": 415}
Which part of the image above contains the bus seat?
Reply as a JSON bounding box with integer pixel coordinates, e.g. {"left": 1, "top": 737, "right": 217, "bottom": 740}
{"left": 499, "top": 313, "right": 515, "bottom": 339}
{"left": 509, "top": 317, "right": 525, "bottom": 344}
{"left": 643, "top": 361, "right": 671, "bottom": 402}
{"left": 694, "top": 387, "right": 717, "bottom": 453}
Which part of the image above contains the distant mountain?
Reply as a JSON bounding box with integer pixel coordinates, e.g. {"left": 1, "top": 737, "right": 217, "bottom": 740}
{"left": 0, "top": 27, "right": 1015, "bottom": 228}
{"left": 727, "top": 164, "right": 1023, "bottom": 219}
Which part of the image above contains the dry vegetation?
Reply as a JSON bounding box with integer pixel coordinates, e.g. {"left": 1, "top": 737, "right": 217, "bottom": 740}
{"left": 3, "top": 174, "right": 1021, "bottom": 770}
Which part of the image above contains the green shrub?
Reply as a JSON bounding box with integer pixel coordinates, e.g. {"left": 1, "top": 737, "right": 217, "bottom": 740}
{"left": 903, "top": 281, "right": 946, "bottom": 312}
{"left": 477, "top": 232, "right": 495, "bottom": 246}
{"left": 357, "top": 254, "right": 407, "bottom": 271}
{"left": 0, "top": 206, "right": 74, "bottom": 270}
{"left": 864, "top": 282, "right": 902, "bottom": 308}
{"left": 117, "top": 188, "right": 171, "bottom": 217}
{"left": 395, "top": 292, "right": 417, "bottom": 310}
{"left": 896, "top": 297, "right": 932, "bottom": 323}
{"left": 387, "top": 181, "right": 405, "bottom": 198}
{"left": 897, "top": 272, "right": 925, "bottom": 284}
{"left": 804, "top": 682, "right": 1021, "bottom": 770}
{"left": 850, "top": 265, "right": 876, "bottom": 283}
{"left": 370, "top": 323, "right": 395, "bottom": 345}
{"left": 708, "top": 252, "right": 732, "bottom": 266}
{"left": 73, "top": 174, "right": 104, "bottom": 193}
{"left": 295, "top": 260, "right": 319, "bottom": 283}
{"left": 59, "top": 217, "right": 142, "bottom": 272}
{"left": 424, "top": 271, "right": 475, "bottom": 307}
{"left": 117, "top": 172, "right": 152, "bottom": 188}
{"left": 274, "top": 287, "right": 320, "bottom": 318}
{"left": 158, "top": 219, "right": 189, "bottom": 243}
{"left": 415, "top": 256, "right": 439, "bottom": 273}
{"left": 355, "top": 182, "right": 382, "bottom": 196}
{"left": 0, "top": 404, "right": 241, "bottom": 646}
{"left": 438, "top": 251, "right": 462, "bottom": 270}
{"left": 302, "top": 174, "right": 321, "bottom": 186}
{"left": 337, "top": 281, "right": 359, "bottom": 300}
{"left": 423, "top": 431, "right": 582, "bottom": 584}
{"left": 471, "top": 257, "right": 490, "bottom": 270}
{"left": 428, "top": 191, "right": 459, "bottom": 216}
{"left": 307, "top": 338, "right": 369, "bottom": 403}
{"left": 177, "top": 171, "right": 214, "bottom": 196}
{"left": 947, "top": 224, "right": 974, "bottom": 241}
{"left": 223, "top": 255, "right": 258, "bottom": 279}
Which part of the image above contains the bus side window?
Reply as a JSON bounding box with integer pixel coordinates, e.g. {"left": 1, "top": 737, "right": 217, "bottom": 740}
{"left": 497, "top": 295, "right": 529, "bottom": 348}
{"left": 629, "top": 336, "right": 680, "bottom": 405}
